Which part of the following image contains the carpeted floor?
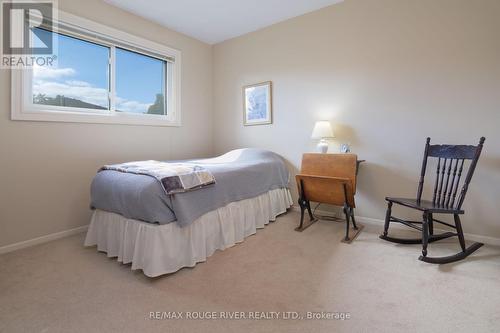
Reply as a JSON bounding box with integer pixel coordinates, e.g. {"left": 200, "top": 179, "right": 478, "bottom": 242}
{"left": 1, "top": 211, "right": 500, "bottom": 333}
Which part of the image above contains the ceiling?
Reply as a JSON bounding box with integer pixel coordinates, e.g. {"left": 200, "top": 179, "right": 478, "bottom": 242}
{"left": 104, "top": 0, "right": 344, "bottom": 45}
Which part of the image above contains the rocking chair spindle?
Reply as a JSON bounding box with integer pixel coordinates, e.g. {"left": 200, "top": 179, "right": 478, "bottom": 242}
{"left": 380, "top": 137, "right": 486, "bottom": 264}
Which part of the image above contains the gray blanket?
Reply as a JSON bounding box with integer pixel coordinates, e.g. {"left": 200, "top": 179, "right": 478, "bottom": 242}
{"left": 90, "top": 148, "right": 290, "bottom": 227}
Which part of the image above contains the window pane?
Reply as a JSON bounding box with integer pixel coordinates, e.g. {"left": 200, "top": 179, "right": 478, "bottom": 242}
{"left": 32, "top": 28, "right": 110, "bottom": 110}
{"left": 115, "top": 48, "right": 165, "bottom": 115}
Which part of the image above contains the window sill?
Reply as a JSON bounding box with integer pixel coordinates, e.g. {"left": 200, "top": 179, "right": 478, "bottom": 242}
{"left": 11, "top": 108, "right": 181, "bottom": 127}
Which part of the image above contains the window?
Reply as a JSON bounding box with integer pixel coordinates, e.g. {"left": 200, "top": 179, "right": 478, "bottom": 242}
{"left": 115, "top": 48, "right": 166, "bottom": 115}
{"left": 32, "top": 28, "right": 110, "bottom": 110}
{"left": 12, "top": 10, "right": 181, "bottom": 126}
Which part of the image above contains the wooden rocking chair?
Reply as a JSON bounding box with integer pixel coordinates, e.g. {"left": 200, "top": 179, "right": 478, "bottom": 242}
{"left": 380, "top": 137, "right": 486, "bottom": 264}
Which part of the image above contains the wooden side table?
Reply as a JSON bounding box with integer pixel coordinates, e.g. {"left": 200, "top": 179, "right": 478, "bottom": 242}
{"left": 295, "top": 153, "right": 365, "bottom": 243}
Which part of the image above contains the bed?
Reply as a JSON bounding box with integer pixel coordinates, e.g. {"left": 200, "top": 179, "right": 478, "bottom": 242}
{"left": 84, "top": 148, "right": 293, "bottom": 277}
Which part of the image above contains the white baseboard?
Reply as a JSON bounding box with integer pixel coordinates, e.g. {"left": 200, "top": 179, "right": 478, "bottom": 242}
{"left": 290, "top": 205, "right": 500, "bottom": 247}
{"left": 0, "top": 225, "right": 89, "bottom": 255}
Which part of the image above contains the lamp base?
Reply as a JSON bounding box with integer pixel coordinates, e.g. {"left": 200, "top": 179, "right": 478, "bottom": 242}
{"left": 317, "top": 139, "right": 329, "bottom": 153}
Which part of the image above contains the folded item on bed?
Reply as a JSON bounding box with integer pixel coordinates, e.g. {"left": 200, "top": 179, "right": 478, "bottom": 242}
{"left": 100, "top": 160, "right": 215, "bottom": 195}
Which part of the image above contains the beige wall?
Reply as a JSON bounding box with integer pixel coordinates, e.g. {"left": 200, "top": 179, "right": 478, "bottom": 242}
{"left": 213, "top": 0, "right": 500, "bottom": 238}
{"left": 0, "top": 0, "right": 213, "bottom": 247}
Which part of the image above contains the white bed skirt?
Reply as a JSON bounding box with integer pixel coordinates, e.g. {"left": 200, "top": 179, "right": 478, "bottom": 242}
{"left": 84, "top": 188, "right": 293, "bottom": 277}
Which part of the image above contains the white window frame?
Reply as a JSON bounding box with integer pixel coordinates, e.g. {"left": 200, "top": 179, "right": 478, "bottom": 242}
{"left": 11, "top": 10, "right": 182, "bottom": 127}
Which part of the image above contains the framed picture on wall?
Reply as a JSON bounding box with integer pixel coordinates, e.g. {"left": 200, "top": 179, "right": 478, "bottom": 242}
{"left": 243, "top": 81, "right": 272, "bottom": 126}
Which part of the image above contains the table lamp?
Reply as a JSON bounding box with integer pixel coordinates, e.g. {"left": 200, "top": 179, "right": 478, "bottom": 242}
{"left": 311, "top": 120, "right": 334, "bottom": 153}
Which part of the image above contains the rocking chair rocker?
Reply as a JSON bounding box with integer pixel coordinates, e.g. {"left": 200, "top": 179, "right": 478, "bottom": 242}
{"left": 380, "top": 137, "right": 486, "bottom": 264}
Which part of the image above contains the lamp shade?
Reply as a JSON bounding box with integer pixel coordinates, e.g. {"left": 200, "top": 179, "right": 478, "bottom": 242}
{"left": 311, "top": 121, "right": 334, "bottom": 139}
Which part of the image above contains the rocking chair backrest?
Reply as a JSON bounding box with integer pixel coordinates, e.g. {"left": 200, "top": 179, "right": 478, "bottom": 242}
{"left": 416, "top": 137, "right": 485, "bottom": 210}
